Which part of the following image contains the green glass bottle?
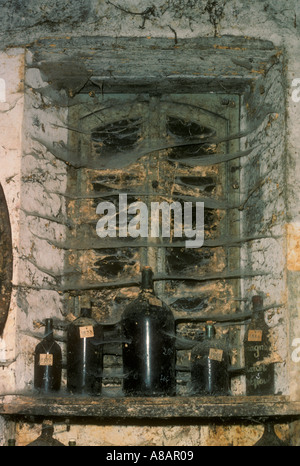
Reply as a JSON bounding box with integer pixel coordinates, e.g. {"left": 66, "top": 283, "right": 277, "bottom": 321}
{"left": 122, "top": 266, "right": 176, "bottom": 396}
{"left": 34, "top": 318, "right": 62, "bottom": 393}
{"left": 67, "top": 308, "right": 103, "bottom": 395}
{"left": 191, "top": 322, "right": 230, "bottom": 395}
{"left": 244, "top": 296, "right": 274, "bottom": 395}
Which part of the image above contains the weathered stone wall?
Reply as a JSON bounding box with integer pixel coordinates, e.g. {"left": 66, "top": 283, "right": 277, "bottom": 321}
{"left": 239, "top": 55, "right": 287, "bottom": 394}
{"left": 0, "top": 47, "right": 25, "bottom": 444}
{"left": 0, "top": 0, "right": 299, "bottom": 446}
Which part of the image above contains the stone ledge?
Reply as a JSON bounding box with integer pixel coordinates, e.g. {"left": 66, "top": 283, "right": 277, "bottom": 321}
{"left": 0, "top": 394, "right": 299, "bottom": 421}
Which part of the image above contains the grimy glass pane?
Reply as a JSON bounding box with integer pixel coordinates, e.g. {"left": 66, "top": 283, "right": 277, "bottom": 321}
{"left": 66, "top": 92, "right": 240, "bottom": 392}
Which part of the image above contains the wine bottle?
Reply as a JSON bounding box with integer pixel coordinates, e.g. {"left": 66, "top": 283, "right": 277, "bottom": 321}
{"left": 253, "top": 422, "right": 288, "bottom": 446}
{"left": 34, "top": 318, "right": 62, "bottom": 393}
{"left": 191, "top": 321, "right": 230, "bottom": 395}
{"left": 67, "top": 308, "right": 103, "bottom": 395}
{"left": 122, "top": 266, "right": 176, "bottom": 396}
{"left": 244, "top": 295, "right": 274, "bottom": 395}
{"left": 26, "top": 420, "right": 65, "bottom": 446}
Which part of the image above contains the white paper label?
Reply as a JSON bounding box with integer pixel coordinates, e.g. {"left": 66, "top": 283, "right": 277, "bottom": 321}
{"left": 208, "top": 348, "right": 223, "bottom": 361}
{"left": 39, "top": 353, "right": 53, "bottom": 366}
{"left": 79, "top": 325, "right": 94, "bottom": 338}
{"left": 248, "top": 329, "right": 263, "bottom": 342}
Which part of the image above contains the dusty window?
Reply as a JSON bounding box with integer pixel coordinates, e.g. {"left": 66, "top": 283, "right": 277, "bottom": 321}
{"left": 65, "top": 92, "right": 240, "bottom": 393}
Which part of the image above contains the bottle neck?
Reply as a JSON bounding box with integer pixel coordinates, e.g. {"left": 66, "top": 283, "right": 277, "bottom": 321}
{"left": 44, "top": 319, "right": 54, "bottom": 339}
{"left": 41, "top": 421, "right": 54, "bottom": 439}
{"left": 252, "top": 295, "right": 264, "bottom": 322}
{"left": 265, "top": 423, "right": 276, "bottom": 434}
{"left": 141, "top": 267, "right": 154, "bottom": 292}
{"left": 80, "top": 308, "right": 92, "bottom": 318}
{"left": 205, "top": 323, "right": 215, "bottom": 339}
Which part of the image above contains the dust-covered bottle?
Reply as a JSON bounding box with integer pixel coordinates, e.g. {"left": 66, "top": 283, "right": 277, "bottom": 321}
{"left": 244, "top": 295, "right": 274, "bottom": 395}
{"left": 253, "top": 422, "right": 288, "bottom": 446}
{"left": 67, "top": 308, "right": 103, "bottom": 395}
{"left": 34, "top": 318, "right": 62, "bottom": 393}
{"left": 191, "top": 321, "right": 230, "bottom": 395}
{"left": 26, "top": 420, "right": 65, "bottom": 446}
{"left": 122, "top": 266, "right": 176, "bottom": 396}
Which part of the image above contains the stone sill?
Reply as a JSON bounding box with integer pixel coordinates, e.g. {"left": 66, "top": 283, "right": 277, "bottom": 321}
{"left": 0, "top": 394, "right": 299, "bottom": 421}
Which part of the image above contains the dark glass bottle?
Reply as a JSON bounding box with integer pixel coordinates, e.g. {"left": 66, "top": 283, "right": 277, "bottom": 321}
{"left": 122, "top": 266, "right": 176, "bottom": 396}
{"left": 34, "top": 318, "right": 62, "bottom": 392}
{"left": 67, "top": 308, "right": 103, "bottom": 395}
{"left": 26, "top": 420, "right": 65, "bottom": 446}
{"left": 191, "top": 322, "right": 230, "bottom": 395}
{"left": 7, "top": 439, "right": 16, "bottom": 446}
{"left": 244, "top": 295, "right": 274, "bottom": 395}
{"left": 254, "top": 422, "right": 288, "bottom": 446}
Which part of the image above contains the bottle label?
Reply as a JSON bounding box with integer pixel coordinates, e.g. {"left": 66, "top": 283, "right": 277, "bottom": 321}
{"left": 39, "top": 353, "right": 53, "bottom": 366}
{"left": 79, "top": 325, "right": 94, "bottom": 338}
{"left": 208, "top": 348, "right": 223, "bottom": 361}
{"left": 248, "top": 329, "right": 263, "bottom": 342}
{"left": 149, "top": 297, "right": 162, "bottom": 307}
